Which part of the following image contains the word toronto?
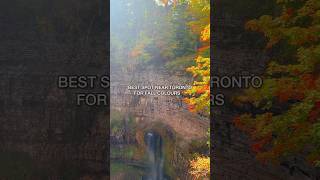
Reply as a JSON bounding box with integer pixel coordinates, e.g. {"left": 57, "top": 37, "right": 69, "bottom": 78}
{"left": 211, "top": 74, "right": 263, "bottom": 106}
{"left": 128, "top": 85, "right": 192, "bottom": 90}
{"left": 128, "top": 85, "right": 192, "bottom": 96}
{"left": 55, "top": 74, "right": 263, "bottom": 106}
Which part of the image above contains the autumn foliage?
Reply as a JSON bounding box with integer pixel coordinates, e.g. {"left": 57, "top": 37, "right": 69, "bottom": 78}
{"left": 177, "top": 0, "right": 211, "bottom": 178}
{"left": 189, "top": 156, "right": 210, "bottom": 179}
{"left": 235, "top": 0, "right": 320, "bottom": 167}
{"left": 183, "top": 0, "right": 210, "bottom": 116}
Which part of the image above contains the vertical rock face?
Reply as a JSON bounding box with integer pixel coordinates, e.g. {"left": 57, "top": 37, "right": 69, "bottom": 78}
{"left": 212, "top": 2, "right": 319, "bottom": 179}
{"left": 110, "top": 63, "right": 209, "bottom": 179}
{"left": 110, "top": 65, "right": 209, "bottom": 141}
{"left": 0, "top": 0, "right": 109, "bottom": 179}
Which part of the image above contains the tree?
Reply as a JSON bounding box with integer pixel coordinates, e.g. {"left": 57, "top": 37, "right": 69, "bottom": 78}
{"left": 177, "top": 1, "right": 211, "bottom": 178}
{"left": 234, "top": 0, "right": 320, "bottom": 166}
{"left": 183, "top": 0, "right": 210, "bottom": 116}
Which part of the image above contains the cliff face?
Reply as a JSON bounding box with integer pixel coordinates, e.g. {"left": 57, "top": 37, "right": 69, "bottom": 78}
{"left": 110, "top": 65, "right": 209, "bottom": 141}
{"left": 212, "top": 2, "right": 320, "bottom": 179}
{"left": 0, "top": 0, "right": 109, "bottom": 179}
{"left": 110, "top": 63, "right": 210, "bottom": 179}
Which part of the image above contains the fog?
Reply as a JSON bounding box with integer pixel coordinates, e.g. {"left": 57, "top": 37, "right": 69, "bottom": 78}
{"left": 110, "top": 0, "right": 174, "bottom": 65}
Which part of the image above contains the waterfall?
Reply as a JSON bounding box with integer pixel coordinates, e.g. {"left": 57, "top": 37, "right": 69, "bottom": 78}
{"left": 143, "top": 131, "right": 165, "bottom": 180}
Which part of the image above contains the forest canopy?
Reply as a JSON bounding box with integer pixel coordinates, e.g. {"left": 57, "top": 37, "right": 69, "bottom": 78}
{"left": 234, "top": 0, "right": 320, "bottom": 167}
